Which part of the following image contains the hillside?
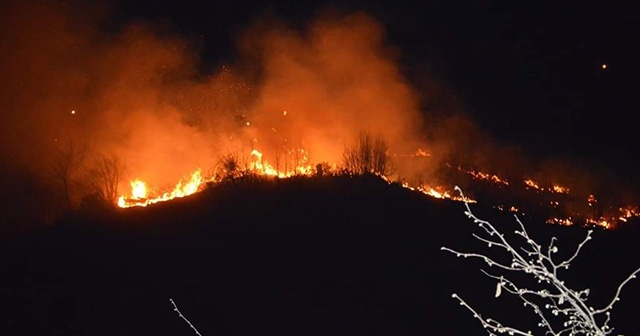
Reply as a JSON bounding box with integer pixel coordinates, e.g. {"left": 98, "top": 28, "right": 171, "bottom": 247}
{"left": 0, "top": 174, "right": 638, "bottom": 335}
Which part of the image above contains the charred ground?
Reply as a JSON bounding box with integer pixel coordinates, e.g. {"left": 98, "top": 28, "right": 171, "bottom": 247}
{"left": 1, "top": 174, "right": 639, "bottom": 335}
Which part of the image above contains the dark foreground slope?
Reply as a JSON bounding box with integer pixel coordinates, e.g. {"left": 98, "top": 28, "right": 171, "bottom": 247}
{"left": 1, "top": 174, "right": 638, "bottom": 335}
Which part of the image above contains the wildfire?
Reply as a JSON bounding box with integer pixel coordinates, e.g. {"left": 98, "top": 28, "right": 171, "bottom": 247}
{"left": 114, "top": 145, "right": 638, "bottom": 231}
{"left": 546, "top": 217, "right": 574, "bottom": 226}
{"left": 619, "top": 206, "right": 640, "bottom": 222}
{"left": 248, "top": 149, "right": 313, "bottom": 178}
{"left": 524, "top": 179, "right": 570, "bottom": 194}
{"left": 118, "top": 148, "right": 316, "bottom": 207}
{"left": 552, "top": 185, "right": 570, "bottom": 194}
{"left": 467, "top": 169, "right": 509, "bottom": 186}
{"left": 524, "top": 179, "right": 542, "bottom": 191}
{"left": 118, "top": 170, "right": 206, "bottom": 208}
{"left": 131, "top": 180, "right": 147, "bottom": 199}
{"left": 398, "top": 181, "right": 476, "bottom": 203}
{"left": 586, "top": 218, "right": 611, "bottom": 230}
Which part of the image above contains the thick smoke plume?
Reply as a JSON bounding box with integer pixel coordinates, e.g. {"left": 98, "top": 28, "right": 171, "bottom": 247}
{"left": 0, "top": 1, "right": 635, "bottom": 230}
{"left": 0, "top": 1, "right": 426, "bottom": 214}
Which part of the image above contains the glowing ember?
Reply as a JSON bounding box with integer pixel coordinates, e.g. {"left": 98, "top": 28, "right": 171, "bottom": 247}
{"left": 416, "top": 185, "right": 475, "bottom": 203}
{"left": 415, "top": 148, "right": 430, "bottom": 157}
{"left": 586, "top": 218, "right": 610, "bottom": 229}
{"left": 546, "top": 217, "right": 574, "bottom": 226}
{"left": 551, "top": 185, "right": 570, "bottom": 194}
{"left": 467, "top": 169, "right": 509, "bottom": 185}
{"left": 523, "top": 179, "right": 570, "bottom": 194}
{"left": 524, "top": 179, "right": 542, "bottom": 190}
{"left": 619, "top": 206, "right": 640, "bottom": 219}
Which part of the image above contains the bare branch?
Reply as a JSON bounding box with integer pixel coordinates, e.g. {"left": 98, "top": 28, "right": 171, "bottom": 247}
{"left": 442, "top": 187, "right": 639, "bottom": 336}
{"left": 169, "top": 298, "right": 203, "bottom": 336}
{"left": 593, "top": 266, "right": 640, "bottom": 314}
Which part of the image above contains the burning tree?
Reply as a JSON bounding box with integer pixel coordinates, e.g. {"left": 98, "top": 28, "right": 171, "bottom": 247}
{"left": 442, "top": 187, "right": 640, "bottom": 336}
{"left": 343, "top": 131, "right": 394, "bottom": 176}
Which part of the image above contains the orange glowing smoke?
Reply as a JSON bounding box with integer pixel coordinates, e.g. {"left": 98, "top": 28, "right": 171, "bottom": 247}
{"left": 1, "top": 2, "right": 638, "bottom": 233}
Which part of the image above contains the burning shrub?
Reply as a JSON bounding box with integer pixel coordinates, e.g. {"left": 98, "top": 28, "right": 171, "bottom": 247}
{"left": 315, "top": 162, "right": 332, "bottom": 177}
{"left": 343, "top": 131, "right": 394, "bottom": 176}
{"left": 442, "top": 187, "right": 640, "bottom": 335}
{"left": 218, "top": 152, "right": 244, "bottom": 180}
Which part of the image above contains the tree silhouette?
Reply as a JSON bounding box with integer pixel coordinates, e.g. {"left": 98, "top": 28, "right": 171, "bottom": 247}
{"left": 343, "top": 131, "right": 394, "bottom": 176}
{"left": 51, "top": 140, "right": 88, "bottom": 209}
{"left": 86, "top": 153, "right": 125, "bottom": 207}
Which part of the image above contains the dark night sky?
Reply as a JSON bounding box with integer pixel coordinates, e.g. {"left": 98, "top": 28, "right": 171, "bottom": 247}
{"left": 113, "top": 0, "right": 639, "bottom": 181}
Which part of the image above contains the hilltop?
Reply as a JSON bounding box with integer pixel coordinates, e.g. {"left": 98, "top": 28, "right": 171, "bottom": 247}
{"left": 0, "top": 174, "right": 638, "bottom": 335}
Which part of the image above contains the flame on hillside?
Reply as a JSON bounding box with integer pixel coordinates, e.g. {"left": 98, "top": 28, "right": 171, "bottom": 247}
{"left": 117, "top": 149, "right": 318, "bottom": 208}
{"left": 115, "top": 140, "right": 640, "bottom": 231}
{"left": 1, "top": 3, "right": 637, "bottom": 231}
{"left": 118, "top": 170, "right": 205, "bottom": 208}
{"left": 523, "top": 179, "right": 570, "bottom": 195}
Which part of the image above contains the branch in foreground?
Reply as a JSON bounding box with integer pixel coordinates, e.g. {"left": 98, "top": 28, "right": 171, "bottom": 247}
{"left": 442, "top": 186, "right": 640, "bottom": 336}
{"left": 170, "top": 298, "right": 203, "bottom": 336}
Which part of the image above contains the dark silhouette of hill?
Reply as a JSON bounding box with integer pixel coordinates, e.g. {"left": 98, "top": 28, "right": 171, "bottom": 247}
{"left": 0, "top": 174, "right": 638, "bottom": 335}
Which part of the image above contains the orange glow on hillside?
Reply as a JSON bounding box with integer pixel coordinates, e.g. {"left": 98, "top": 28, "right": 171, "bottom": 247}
{"left": 115, "top": 145, "right": 639, "bottom": 230}
{"left": 467, "top": 169, "right": 509, "bottom": 185}
{"left": 119, "top": 170, "right": 205, "bottom": 208}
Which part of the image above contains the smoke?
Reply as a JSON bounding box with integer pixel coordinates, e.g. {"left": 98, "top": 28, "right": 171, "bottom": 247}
{"left": 236, "top": 12, "right": 424, "bottom": 160}
{"left": 0, "top": 0, "right": 635, "bottom": 225}
{"left": 0, "top": 1, "right": 427, "bottom": 199}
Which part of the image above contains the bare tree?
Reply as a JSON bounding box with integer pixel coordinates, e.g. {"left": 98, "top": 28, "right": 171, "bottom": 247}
{"left": 343, "top": 131, "right": 394, "bottom": 176}
{"left": 442, "top": 187, "right": 640, "bottom": 336}
{"left": 86, "top": 153, "right": 125, "bottom": 207}
{"left": 51, "top": 140, "right": 88, "bottom": 209}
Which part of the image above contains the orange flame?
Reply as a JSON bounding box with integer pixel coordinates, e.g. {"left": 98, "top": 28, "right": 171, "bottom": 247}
{"left": 524, "top": 179, "right": 542, "bottom": 190}
{"left": 118, "top": 147, "right": 317, "bottom": 207}
{"left": 467, "top": 169, "right": 509, "bottom": 186}
{"left": 114, "top": 146, "right": 638, "bottom": 231}
{"left": 118, "top": 170, "right": 206, "bottom": 208}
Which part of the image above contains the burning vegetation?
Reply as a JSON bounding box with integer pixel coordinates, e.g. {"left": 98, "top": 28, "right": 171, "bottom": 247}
{"left": 114, "top": 137, "right": 640, "bottom": 230}
{"left": 0, "top": 1, "right": 638, "bottom": 233}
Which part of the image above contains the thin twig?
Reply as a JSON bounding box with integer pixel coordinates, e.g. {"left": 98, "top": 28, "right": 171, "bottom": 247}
{"left": 442, "top": 186, "right": 639, "bottom": 335}
{"left": 170, "top": 298, "right": 203, "bottom": 336}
